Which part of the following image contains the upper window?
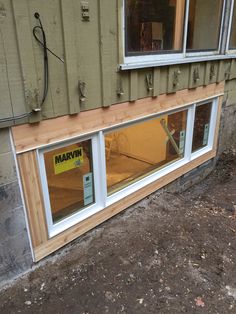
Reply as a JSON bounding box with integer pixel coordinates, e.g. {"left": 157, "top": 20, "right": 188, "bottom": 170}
{"left": 126, "top": 0, "right": 186, "bottom": 55}
{"left": 187, "top": 0, "right": 223, "bottom": 52}
{"left": 229, "top": 0, "right": 236, "bottom": 50}
{"left": 122, "top": 0, "right": 229, "bottom": 68}
{"left": 125, "top": 0, "right": 223, "bottom": 56}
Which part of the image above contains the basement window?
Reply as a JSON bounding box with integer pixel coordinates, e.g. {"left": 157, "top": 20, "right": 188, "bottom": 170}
{"left": 43, "top": 139, "right": 94, "bottom": 223}
{"left": 192, "top": 102, "right": 212, "bottom": 152}
{"left": 105, "top": 110, "right": 187, "bottom": 195}
{"left": 38, "top": 136, "right": 103, "bottom": 237}
{"left": 38, "top": 97, "right": 220, "bottom": 237}
{"left": 121, "top": 0, "right": 226, "bottom": 69}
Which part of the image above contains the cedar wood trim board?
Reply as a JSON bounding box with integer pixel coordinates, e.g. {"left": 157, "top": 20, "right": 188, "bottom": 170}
{"left": 13, "top": 83, "right": 224, "bottom": 261}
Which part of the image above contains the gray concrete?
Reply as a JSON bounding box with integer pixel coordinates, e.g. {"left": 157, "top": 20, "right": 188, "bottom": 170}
{"left": 219, "top": 79, "right": 236, "bottom": 152}
{"left": 0, "top": 128, "right": 32, "bottom": 287}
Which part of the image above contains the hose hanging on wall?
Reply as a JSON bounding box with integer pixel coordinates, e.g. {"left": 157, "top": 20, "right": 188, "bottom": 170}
{"left": 33, "top": 12, "right": 64, "bottom": 108}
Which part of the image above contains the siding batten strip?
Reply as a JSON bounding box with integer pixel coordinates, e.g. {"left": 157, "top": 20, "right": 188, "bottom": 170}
{"left": 98, "top": 0, "right": 112, "bottom": 107}
{"left": 153, "top": 68, "right": 161, "bottom": 97}
{"left": 12, "top": 0, "right": 41, "bottom": 123}
{"left": 129, "top": 70, "right": 138, "bottom": 101}
{"left": 60, "top": 0, "right": 80, "bottom": 115}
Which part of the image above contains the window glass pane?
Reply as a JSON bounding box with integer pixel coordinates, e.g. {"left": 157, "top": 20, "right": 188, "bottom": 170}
{"left": 125, "top": 0, "right": 186, "bottom": 55}
{"left": 229, "top": 4, "right": 236, "bottom": 49}
{"left": 106, "top": 110, "right": 187, "bottom": 194}
{"left": 187, "top": 0, "right": 223, "bottom": 51}
{"left": 44, "top": 140, "right": 94, "bottom": 223}
{"left": 192, "top": 103, "right": 212, "bottom": 152}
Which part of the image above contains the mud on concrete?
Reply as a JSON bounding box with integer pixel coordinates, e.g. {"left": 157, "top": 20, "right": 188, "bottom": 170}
{"left": 0, "top": 150, "right": 236, "bottom": 314}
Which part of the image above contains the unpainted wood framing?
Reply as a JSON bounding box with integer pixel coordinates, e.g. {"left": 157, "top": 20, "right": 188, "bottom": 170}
{"left": 14, "top": 83, "right": 224, "bottom": 261}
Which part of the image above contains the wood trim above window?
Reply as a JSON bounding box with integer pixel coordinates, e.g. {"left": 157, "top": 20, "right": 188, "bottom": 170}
{"left": 13, "top": 83, "right": 224, "bottom": 262}
{"left": 12, "top": 83, "right": 224, "bottom": 154}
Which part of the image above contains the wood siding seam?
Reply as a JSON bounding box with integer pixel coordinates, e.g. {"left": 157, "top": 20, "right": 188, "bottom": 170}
{"left": 98, "top": 0, "right": 112, "bottom": 107}
{"left": 11, "top": 0, "right": 41, "bottom": 123}
{"left": 129, "top": 70, "right": 138, "bottom": 101}
{"left": 60, "top": 0, "right": 80, "bottom": 114}
{"left": 153, "top": 68, "right": 161, "bottom": 97}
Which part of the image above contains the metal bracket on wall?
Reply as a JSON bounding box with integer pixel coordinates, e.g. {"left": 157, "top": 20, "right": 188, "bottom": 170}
{"left": 78, "top": 80, "right": 86, "bottom": 102}
{"left": 81, "top": 1, "right": 90, "bottom": 21}
{"left": 146, "top": 73, "right": 153, "bottom": 91}
{"left": 193, "top": 67, "right": 200, "bottom": 83}
{"left": 173, "top": 70, "right": 181, "bottom": 87}
{"left": 209, "top": 65, "right": 216, "bottom": 81}
{"left": 225, "top": 64, "right": 231, "bottom": 80}
{"left": 117, "top": 78, "right": 124, "bottom": 96}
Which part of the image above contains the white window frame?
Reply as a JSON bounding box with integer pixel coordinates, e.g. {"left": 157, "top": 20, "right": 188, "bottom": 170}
{"left": 37, "top": 134, "right": 105, "bottom": 238}
{"left": 38, "top": 96, "right": 220, "bottom": 238}
{"left": 226, "top": 0, "right": 236, "bottom": 54}
{"left": 120, "top": 0, "right": 230, "bottom": 70}
{"left": 104, "top": 98, "right": 219, "bottom": 207}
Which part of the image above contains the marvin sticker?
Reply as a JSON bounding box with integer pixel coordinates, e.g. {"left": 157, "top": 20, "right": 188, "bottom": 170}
{"left": 53, "top": 147, "right": 83, "bottom": 175}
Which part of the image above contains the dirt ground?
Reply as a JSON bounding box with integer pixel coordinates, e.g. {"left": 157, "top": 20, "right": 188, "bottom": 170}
{"left": 0, "top": 151, "right": 236, "bottom": 314}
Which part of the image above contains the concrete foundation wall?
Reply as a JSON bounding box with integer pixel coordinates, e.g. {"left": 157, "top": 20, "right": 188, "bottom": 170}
{"left": 219, "top": 80, "right": 236, "bottom": 152}
{"left": 0, "top": 129, "right": 32, "bottom": 287}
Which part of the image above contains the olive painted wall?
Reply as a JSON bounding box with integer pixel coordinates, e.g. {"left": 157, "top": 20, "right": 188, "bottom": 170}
{"left": 1, "top": 0, "right": 236, "bottom": 128}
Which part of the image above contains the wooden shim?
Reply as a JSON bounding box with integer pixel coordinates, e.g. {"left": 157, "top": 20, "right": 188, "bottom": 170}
{"left": 17, "top": 151, "right": 48, "bottom": 249}
{"left": 12, "top": 82, "right": 225, "bottom": 154}
{"left": 11, "top": 0, "right": 41, "bottom": 123}
{"left": 60, "top": 0, "right": 80, "bottom": 114}
{"left": 33, "top": 149, "right": 216, "bottom": 261}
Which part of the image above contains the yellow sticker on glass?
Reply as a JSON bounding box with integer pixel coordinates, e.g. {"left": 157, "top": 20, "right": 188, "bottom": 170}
{"left": 53, "top": 147, "right": 83, "bottom": 175}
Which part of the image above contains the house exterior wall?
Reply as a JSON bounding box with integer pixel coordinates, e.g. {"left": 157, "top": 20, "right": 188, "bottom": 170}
{"left": 0, "top": 0, "right": 236, "bottom": 126}
{"left": 0, "top": 0, "right": 236, "bottom": 286}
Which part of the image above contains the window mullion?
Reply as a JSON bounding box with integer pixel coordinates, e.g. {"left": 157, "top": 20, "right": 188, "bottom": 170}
{"left": 98, "top": 131, "right": 108, "bottom": 207}
{"left": 208, "top": 99, "right": 219, "bottom": 149}
{"left": 183, "top": 0, "right": 190, "bottom": 56}
{"left": 226, "top": 0, "right": 235, "bottom": 52}
{"left": 185, "top": 104, "right": 196, "bottom": 161}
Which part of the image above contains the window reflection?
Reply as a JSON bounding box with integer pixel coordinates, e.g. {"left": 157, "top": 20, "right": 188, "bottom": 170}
{"left": 44, "top": 140, "right": 94, "bottom": 223}
{"left": 126, "top": 0, "right": 185, "bottom": 54}
{"left": 105, "top": 110, "right": 187, "bottom": 194}
{"left": 192, "top": 103, "right": 212, "bottom": 152}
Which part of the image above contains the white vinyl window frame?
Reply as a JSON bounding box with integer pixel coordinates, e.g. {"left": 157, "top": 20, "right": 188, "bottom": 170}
{"left": 120, "top": 0, "right": 231, "bottom": 70}
{"left": 226, "top": 0, "right": 236, "bottom": 54}
{"left": 37, "top": 133, "right": 105, "bottom": 238}
{"left": 38, "top": 96, "right": 221, "bottom": 238}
